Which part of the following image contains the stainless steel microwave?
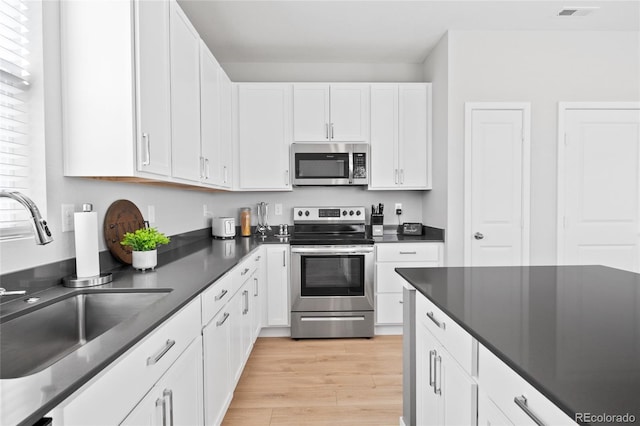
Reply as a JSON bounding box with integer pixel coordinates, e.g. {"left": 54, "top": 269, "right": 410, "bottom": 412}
{"left": 291, "top": 143, "right": 369, "bottom": 186}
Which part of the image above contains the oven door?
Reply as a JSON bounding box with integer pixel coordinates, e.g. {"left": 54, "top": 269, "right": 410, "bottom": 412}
{"left": 290, "top": 245, "right": 374, "bottom": 312}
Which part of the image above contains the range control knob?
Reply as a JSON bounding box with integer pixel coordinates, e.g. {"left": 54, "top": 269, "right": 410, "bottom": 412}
{"left": 356, "top": 210, "right": 361, "bottom": 216}
{"left": 305, "top": 210, "right": 310, "bottom": 217}
{"left": 342, "top": 210, "right": 348, "bottom": 216}
{"left": 349, "top": 210, "right": 354, "bottom": 216}
{"left": 297, "top": 210, "right": 303, "bottom": 216}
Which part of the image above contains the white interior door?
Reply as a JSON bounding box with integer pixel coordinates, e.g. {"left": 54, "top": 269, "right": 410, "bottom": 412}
{"left": 465, "top": 104, "right": 530, "bottom": 266}
{"left": 559, "top": 106, "right": 640, "bottom": 273}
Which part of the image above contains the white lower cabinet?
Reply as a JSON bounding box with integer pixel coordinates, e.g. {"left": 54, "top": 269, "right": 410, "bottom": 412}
{"left": 120, "top": 336, "right": 204, "bottom": 426}
{"left": 478, "top": 392, "right": 513, "bottom": 426}
{"left": 416, "top": 319, "right": 477, "bottom": 426}
{"left": 264, "top": 245, "right": 290, "bottom": 327}
{"left": 375, "top": 243, "right": 443, "bottom": 326}
{"left": 202, "top": 307, "right": 232, "bottom": 426}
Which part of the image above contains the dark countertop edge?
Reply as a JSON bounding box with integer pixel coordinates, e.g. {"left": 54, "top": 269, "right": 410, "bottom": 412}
{"left": 395, "top": 267, "right": 584, "bottom": 425}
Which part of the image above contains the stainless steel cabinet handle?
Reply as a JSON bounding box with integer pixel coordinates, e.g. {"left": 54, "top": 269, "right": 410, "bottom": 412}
{"left": 142, "top": 133, "right": 150, "bottom": 166}
{"left": 254, "top": 277, "right": 259, "bottom": 296}
{"left": 205, "top": 158, "right": 210, "bottom": 179}
{"left": 330, "top": 123, "right": 334, "bottom": 139}
{"left": 395, "top": 169, "right": 399, "bottom": 184}
{"left": 285, "top": 169, "right": 289, "bottom": 186}
{"left": 400, "top": 169, "right": 404, "bottom": 184}
{"left": 242, "top": 290, "right": 249, "bottom": 314}
{"left": 426, "top": 312, "right": 446, "bottom": 329}
{"left": 199, "top": 157, "right": 204, "bottom": 178}
{"left": 156, "top": 397, "right": 166, "bottom": 426}
{"left": 241, "top": 267, "right": 250, "bottom": 276}
{"left": 216, "top": 312, "right": 230, "bottom": 327}
{"left": 514, "top": 396, "right": 546, "bottom": 426}
{"left": 255, "top": 255, "right": 261, "bottom": 261}
{"left": 146, "top": 339, "right": 176, "bottom": 366}
{"left": 163, "top": 389, "right": 174, "bottom": 426}
{"left": 223, "top": 166, "right": 228, "bottom": 184}
{"left": 282, "top": 250, "right": 286, "bottom": 267}
{"left": 429, "top": 349, "right": 435, "bottom": 388}
{"left": 474, "top": 232, "right": 484, "bottom": 240}
{"left": 325, "top": 123, "right": 329, "bottom": 139}
{"left": 435, "top": 355, "right": 442, "bottom": 395}
{"left": 399, "top": 251, "right": 417, "bottom": 255}
{"left": 398, "top": 300, "right": 403, "bottom": 304}
{"left": 215, "top": 288, "right": 228, "bottom": 301}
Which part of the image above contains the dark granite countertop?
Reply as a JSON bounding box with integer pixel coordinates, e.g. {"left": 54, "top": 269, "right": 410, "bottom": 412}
{"left": 396, "top": 266, "right": 640, "bottom": 426}
{"left": 0, "top": 232, "right": 287, "bottom": 426}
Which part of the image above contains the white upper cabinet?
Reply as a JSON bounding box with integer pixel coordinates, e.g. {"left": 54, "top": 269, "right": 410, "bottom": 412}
{"left": 370, "top": 83, "right": 432, "bottom": 190}
{"left": 170, "top": 1, "right": 202, "bottom": 183}
{"left": 199, "top": 41, "right": 222, "bottom": 187}
{"left": 293, "top": 84, "right": 369, "bottom": 142}
{"left": 61, "top": 0, "right": 172, "bottom": 178}
{"left": 218, "top": 70, "right": 234, "bottom": 188}
{"left": 236, "top": 84, "right": 292, "bottom": 191}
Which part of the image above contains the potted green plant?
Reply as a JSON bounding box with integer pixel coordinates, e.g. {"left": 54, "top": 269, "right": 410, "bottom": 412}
{"left": 120, "top": 227, "right": 170, "bottom": 271}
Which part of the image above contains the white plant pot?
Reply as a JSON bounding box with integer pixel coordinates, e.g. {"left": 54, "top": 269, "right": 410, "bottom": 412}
{"left": 132, "top": 250, "right": 157, "bottom": 271}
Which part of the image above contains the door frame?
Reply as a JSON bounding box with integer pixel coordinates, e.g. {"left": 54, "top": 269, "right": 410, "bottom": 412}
{"left": 464, "top": 102, "right": 532, "bottom": 266}
{"left": 556, "top": 102, "right": 640, "bottom": 265}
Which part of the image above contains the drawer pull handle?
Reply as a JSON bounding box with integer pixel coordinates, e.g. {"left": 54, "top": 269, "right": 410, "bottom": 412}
{"left": 147, "top": 339, "right": 176, "bottom": 366}
{"left": 241, "top": 268, "right": 250, "bottom": 276}
{"left": 216, "top": 312, "right": 230, "bottom": 327}
{"left": 429, "top": 349, "right": 435, "bottom": 388}
{"left": 163, "top": 389, "right": 174, "bottom": 426}
{"left": 426, "top": 312, "right": 446, "bottom": 329}
{"left": 156, "top": 397, "right": 167, "bottom": 426}
{"left": 435, "top": 355, "right": 442, "bottom": 395}
{"left": 215, "top": 289, "right": 228, "bottom": 301}
{"left": 514, "top": 396, "right": 546, "bottom": 426}
{"left": 399, "top": 251, "right": 417, "bottom": 255}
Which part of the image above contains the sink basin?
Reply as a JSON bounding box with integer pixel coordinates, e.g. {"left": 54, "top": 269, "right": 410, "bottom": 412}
{"left": 0, "top": 290, "right": 170, "bottom": 379}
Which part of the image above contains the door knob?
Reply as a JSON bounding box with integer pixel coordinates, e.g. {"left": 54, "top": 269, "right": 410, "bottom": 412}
{"left": 474, "top": 232, "right": 484, "bottom": 240}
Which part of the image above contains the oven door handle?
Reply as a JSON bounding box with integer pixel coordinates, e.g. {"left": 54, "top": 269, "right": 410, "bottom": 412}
{"left": 291, "top": 246, "right": 374, "bottom": 255}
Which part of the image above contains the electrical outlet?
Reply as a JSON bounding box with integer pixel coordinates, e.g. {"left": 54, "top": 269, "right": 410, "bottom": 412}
{"left": 202, "top": 204, "right": 208, "bottom": 217}
{"left": 275, "top": 203, "right": 283, "bottom": 216}
{"left": 395, "top": 203, "right": 402, "bottom": 211}
{"left": 61, "top": 204, "right": 74, "bottom": 232}
{"left": 148, "top": 205, "right": 156, "bottom": 223}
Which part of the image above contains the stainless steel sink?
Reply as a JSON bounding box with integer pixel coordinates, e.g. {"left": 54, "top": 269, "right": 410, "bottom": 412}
{"left": 0, "top": 291, "right": 170, "bottom": 379}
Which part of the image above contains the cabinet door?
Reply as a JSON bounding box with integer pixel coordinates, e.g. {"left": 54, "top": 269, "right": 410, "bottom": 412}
{"left": 237, "top": 84, "right": 292, "bottom": 190}
{"left": 376, "top": 292, "right": 404, "bottom": 324}
{"left": 241, "top": 284, "right": 253, "bottom": 359}
{"left": 252, "top": 251, "right": 265, "bottom": 341}
{"left": 199, "top": 40, "right": 222, "bottom": 186}
{"left": 170, "top": 1, "right": 201, "bottom": 182}
{"left": 219, "top": 70, "right": 233, "bottom": 188}
{"left": 370, "top": 84, "right": 399, "bottom": 189}
{"left": 121, "top": 337, "right": 203, "bottom": 426}
{"left": 293, "top": 84, "right": 330, "bottom": 141}
{"left": 478, "top": 393, "right": 513, "bottom": 426}
{"left": 416, "top": 321, "right": 443, "bottom": 426}
{"left": 330, "top": 84, "right": 369, "bottom": 142}
{"left": 203, "top": 309, "right": 232, "bottom": 426}
{"left": 228, "top": 288, "right": 245, "bottom": 386}
{"left": 265, "top": 245, "right": 290, "bottom": 326}
{"left": 398, "top": 84, "right": 429, "bottom": 188}
{"left": 135, "top": 0, "right": 172, "bottom": 176}
{"left": 441, "top": 348, "right": 478, "bottom": 426}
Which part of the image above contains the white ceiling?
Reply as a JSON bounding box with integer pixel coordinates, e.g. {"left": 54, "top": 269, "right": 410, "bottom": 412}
{"left": 178, "top": 1, "right": 640, "bottom": 64}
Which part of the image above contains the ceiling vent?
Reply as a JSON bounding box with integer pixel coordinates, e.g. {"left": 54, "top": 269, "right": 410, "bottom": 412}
{"left": 558, "top": 6, "right": 599, "bottom": 16}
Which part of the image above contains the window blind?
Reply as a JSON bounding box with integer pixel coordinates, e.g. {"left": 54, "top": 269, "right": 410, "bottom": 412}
{"left": 0, "top": 0, "right": 32, "bottom": 238}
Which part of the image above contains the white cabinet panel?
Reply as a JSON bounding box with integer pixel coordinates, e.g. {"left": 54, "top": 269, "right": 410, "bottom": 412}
{"left": 237, "top": 84, "right": 292, "bottom": 190}
{"left": 202, "top": 308, "right": 232, "bottom": 426}
{"left": 330, "top": 84, "right": 369, "bottom": 142}
{"left": 265, "top": 245, "right": 290, "bottom": 327}
{"left": 376, "top": 293, "right": 404, "bottom": 324}
{"left": 219, "top": 70, "right": 233, "bottom": 188}
{"left": 199, "top": 41, "right": 221, "bottom": 186}
{"left": 170, "top": 1, "right": 201, "bottom": 182}
{"left": 293, "top": 84, "right": 330, "bottom": 141}
{"left": 370, "top": 84, "right": 399, "bottom": 189}
{"left": 398, "top": 84, "right": 429, "bottom": 188}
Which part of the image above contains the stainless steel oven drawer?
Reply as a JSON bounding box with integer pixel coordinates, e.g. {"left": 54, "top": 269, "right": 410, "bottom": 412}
{"left": 291, "top": 311, "right": 374, "bottom": 338}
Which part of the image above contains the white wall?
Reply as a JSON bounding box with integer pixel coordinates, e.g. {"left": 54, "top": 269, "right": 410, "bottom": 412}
{"left": 0, "top": 2, "right": 424, "bottom": 274}
{"left": 444, "top": 30, "right": 640, "bottom": 266}
{"left": 421, "top": 33, "right": 449, "bottom": 232}
{"left": 222, "top": 62, "right": 424, "bottom": 82}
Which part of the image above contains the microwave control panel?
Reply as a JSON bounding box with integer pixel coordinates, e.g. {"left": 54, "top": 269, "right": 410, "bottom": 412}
{"left": 353, "top": 153, "right": 367, "bottom": 178}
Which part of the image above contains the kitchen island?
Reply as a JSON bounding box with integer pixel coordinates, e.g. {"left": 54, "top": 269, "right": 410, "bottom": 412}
{"left": 397, "top": 265, "right": 640, "bottom": 426}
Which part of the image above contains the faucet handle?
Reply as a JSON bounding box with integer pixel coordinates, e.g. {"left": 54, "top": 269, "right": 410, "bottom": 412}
{"left": 0, "top": 287, "right": 27, "bottom": 296}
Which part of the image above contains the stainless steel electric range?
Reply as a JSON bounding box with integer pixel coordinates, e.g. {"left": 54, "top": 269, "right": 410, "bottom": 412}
{"left": 289, "top": 206, "right": 374, "bottom": 339}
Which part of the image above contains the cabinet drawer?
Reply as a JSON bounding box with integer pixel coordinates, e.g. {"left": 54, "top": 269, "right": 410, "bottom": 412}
{"left": 416, "top": 293, "right": 473, "bottom": 375}
{"left": 201, "top": 272, "right": 233, "bottom": 326}
{"left": 376, "top": 243, "right": 441, "bottom": 263}
{"left": 62, "top": 298, "right": 201, "bottom": 425}
{"left": 376, "top": 262, "right": 439, "bottom": 293}
{"left": 376, "top": 293, "right": 403, "bottom": 324}
{"left": 233, "top": 256, "right": 257, "bottom": 288}
{"left": 479, "top": 345, "right": 577, "bottom": 426}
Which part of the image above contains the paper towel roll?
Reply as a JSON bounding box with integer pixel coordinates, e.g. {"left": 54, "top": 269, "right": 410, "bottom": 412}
{"left": 74, "top": 204, "right": 100, "bottom": 278}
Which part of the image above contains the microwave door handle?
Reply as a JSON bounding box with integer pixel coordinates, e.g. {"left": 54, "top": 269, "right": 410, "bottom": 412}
{"left": 348, "top": 149, "right": 354, "bottom": 184}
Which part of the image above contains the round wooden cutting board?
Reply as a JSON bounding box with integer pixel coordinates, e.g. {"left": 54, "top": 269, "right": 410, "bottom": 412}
{"left": 104, "top": 199, "right": 146, "bottom": 264}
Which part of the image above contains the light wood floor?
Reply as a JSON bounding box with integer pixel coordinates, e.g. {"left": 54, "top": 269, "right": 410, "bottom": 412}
{"left": 221, "top": 335, "right": 403, "bottom": 426}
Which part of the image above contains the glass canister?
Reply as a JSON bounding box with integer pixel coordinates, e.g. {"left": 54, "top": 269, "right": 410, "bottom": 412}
{"left": 240, "top": 207, "right": 251, "bottom": 237}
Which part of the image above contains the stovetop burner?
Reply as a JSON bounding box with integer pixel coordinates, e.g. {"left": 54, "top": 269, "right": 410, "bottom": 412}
{"left": 290, "top": 206, "right": 373, "bottom": 245}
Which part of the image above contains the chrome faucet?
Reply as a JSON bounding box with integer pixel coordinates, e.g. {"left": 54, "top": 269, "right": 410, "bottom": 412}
{"left": 0, "top": 191, "right": 53, "bottom": 245}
